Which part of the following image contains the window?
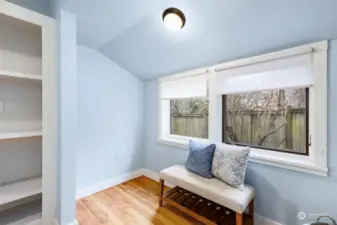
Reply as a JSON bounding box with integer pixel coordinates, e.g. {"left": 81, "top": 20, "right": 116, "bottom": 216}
{"left": 222, "top": 87, "right": 309, "bottom": 155}
{"left": 158, "top": 70, "right": 209, "bottom": 145}
{"left": 159, "top": 41, "right": 328, "bottom": 176}
{"left": 170, "top": 98, "right": 209, "bottom": 138}
{"left": 209, "top": 41, "right": 328, "bottom": 176}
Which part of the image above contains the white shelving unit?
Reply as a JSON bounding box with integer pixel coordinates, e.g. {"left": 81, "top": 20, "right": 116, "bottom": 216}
{"left": 0, "top": 177, "right": 42, "bottom": 207}
{"left": 0, "top": 131, "right": 42, "bottom": 140}
{"left": 0, "top": 2, "right": 54, "bottom": 224}
{"left": 0, "top": 70, "right": 42, "bottom": 80}
{"left": 0, "top": 1, "right": 57, "bottom": 225}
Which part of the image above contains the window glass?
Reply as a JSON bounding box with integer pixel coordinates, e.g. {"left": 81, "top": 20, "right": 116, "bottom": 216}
{"left": 223, "top": 88, "right": 308, "bottom": 155}
{"left": 170, "top": 98, "right": 209, "bottom": 138}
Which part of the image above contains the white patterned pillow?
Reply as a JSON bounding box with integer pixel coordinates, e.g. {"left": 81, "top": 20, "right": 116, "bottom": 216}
{"left": 212, "top": 144, "right": 250, "bottom": 190}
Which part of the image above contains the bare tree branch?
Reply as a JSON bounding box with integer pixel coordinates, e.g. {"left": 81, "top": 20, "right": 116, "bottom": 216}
{"left": 258, "top": 123, "right": 286, "bottom": 145}
{"left": 276, "top": 138, "right": 286, "bottom": 148}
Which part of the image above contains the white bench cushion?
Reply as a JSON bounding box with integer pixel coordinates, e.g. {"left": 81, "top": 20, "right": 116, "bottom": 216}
{"left": 159, "top": 165, "right": 254, "bottom": 213}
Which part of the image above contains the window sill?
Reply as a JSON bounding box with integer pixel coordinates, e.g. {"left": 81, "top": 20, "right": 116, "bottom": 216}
{"left": 158, "top": 137, "right": 189, "bottom": 149}
{"left": 158, "top": 137, "right": 328, "bottom": 177}
{"left": 249, "top": 149, "right": 328, "bottom": 177}
{"left": 158, "top": 136, "right": 210, "bottom": 149}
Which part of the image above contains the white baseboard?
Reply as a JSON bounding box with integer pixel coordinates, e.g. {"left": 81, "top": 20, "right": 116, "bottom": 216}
{"left": 76, "top": 168, "right": 175, "bottom": 200}
{"left": 255, "top": 213, "right": 283, "bottom": 225}
{"left": 27, "top": 218, "right": 42, "bottom": 225}
{"left": 53, "top": 219, "right": 78, "bottom": 225}
{"left": 76, "top": 168, "right": 145, "bottom": 200}
{"left": 141, "top": 168, "right": 159, "bottom": 181}
{"left": 71, "top": 220, "right": 79, "bottom": 225}
{"left": 142, "top": 168, "right": 175, "bottom": 187}
{"left": 76, "top": 168, "right": 282, "bottom": 225}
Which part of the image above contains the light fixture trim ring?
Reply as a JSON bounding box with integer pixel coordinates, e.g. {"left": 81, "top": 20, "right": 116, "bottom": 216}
{"left": 163, "top": 7, "right": 186, "bottom": 29}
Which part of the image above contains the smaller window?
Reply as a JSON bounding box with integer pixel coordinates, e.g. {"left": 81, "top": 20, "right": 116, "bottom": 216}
{"left": 222, "top": 87, "right": 309, "bottom": 155}
{"left": 159, "top": 72, "right": 209, "bottom": 142}
{"left": 170, "top": 98, "right": 209, "bottom": 139}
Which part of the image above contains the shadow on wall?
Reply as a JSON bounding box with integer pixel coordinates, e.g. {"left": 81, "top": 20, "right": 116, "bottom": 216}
{"left": 245, "top": 165, "right": 299, "bottom": 225}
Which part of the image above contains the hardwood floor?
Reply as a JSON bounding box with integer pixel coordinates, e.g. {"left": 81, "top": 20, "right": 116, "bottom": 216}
{"left": 76, "top": 176, "right": 204, "bottom": 225}
{"left": 76, "top": 176, "right": 250, "bottom": 225}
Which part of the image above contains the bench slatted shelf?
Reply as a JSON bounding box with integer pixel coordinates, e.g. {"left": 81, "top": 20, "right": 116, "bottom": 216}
{"left": 161, "top": 186, "right": 252, "bottom": 225}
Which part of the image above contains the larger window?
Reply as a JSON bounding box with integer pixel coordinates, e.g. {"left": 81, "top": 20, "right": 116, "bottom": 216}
{"left": 222, "top": 87, "right": 309, "bottom": 155}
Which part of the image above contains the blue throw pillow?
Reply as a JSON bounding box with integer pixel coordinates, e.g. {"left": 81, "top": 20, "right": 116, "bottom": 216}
{"left": 185, "top": 140, "right": 216, "bottom": 178}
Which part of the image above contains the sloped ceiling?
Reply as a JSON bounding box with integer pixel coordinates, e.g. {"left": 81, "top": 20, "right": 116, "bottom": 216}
{"left": 62, "top": 0, "right": 337, "bottom": 80}
{"left": 6, "top": 0, "right": 51, "bottom": 16}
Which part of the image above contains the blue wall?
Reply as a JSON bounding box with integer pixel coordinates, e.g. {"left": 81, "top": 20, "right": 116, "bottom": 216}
{"left": 76, "top": 45, "right": 144, "bottom": 189}
{"left": 144, "top": 40, "right": 337, "bottom": 225}
{"left": 56, "top": 9, "right": 77, "bottom": 225}
{"left": 7, "top": 0, "right": 51, "bottom": 16}
{"left": 9, "top": 0, "right": 337, "bottom": 224}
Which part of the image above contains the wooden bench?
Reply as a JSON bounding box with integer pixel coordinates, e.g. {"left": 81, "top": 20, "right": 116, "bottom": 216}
{"left": 158, "top": 165, "right": 255, "bottom": 225}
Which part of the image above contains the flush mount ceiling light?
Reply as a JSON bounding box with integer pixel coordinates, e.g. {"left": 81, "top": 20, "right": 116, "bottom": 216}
{"left": 163, "top": 8, "right": 186, "bottom": 32}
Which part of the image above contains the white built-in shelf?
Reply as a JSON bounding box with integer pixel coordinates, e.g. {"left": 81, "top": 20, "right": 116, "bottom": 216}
{"left": 0, "top": 70, "right": 42, "bottom": 80}
{"left": 0, "top": 177, "right": 42, "bottom": 206}
{"left": 0, "top": 131, "right": 42, "bottom": 140}
{"left": 27, "top": 218, "right": 42, "bottom": 225}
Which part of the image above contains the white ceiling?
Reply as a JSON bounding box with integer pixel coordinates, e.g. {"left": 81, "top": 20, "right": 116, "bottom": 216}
{"left": 61, "top": 0, "right": 337, "bottom": 80}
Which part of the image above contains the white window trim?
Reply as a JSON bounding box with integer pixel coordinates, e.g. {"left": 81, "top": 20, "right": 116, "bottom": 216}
{"left": 158, "top": 134, "right": 210, "bottom": 149}
{"left": 158, "top": 40, "right": 328, "bottom": 177}
{"left": 158, "top": 67, "right": 210, "bottom": 146}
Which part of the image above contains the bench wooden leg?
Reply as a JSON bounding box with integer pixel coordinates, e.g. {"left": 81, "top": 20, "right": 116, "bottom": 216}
{"left": 249, "top": 198, "right": 255, "bottom": 224}
{"left": 159, "top": 179, "right": 164, "bottom": 207}
{"left": 236, "top": 213, "right": 243, "bottom": 225}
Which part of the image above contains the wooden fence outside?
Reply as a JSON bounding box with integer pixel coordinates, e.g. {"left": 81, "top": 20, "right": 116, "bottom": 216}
{"left": 171, "top": 109, "right": 306, "bottom": 153}
{"left": 171, "top": 114, "right": 209, "bottom": 139}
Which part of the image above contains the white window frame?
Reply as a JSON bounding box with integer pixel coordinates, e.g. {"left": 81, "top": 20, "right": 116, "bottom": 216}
{"left": 158, "top": 68, "right": 211, "bottom": 148}
{"left": 158, "top": 41, "right": 328, "bottom": 177}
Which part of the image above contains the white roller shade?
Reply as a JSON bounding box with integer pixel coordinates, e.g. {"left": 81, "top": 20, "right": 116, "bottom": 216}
{"left": 160, "top": 74, "right": 208, "bottom": 99}
{"left": 214, "top": 54, "right": 313, "bottom": 94}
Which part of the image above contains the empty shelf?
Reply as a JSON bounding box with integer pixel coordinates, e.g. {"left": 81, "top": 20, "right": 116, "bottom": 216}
{"left": 0, "top": 177, "right": 42, "bottom": 206}
{"left": 0, "top": 131, "right": 42, "bottom": 140}
{"left": 0, "top": 199, "right": 42, "bottom": 224}
{"left": 27, "top": 218, "right": 42, "bottom": 225}
{"left": 0, "top": 70, "right": 42, "bottom": 80}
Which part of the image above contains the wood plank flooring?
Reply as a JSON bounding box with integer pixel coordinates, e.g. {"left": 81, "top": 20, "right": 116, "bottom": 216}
{"left": 76, "top": 176, "right": 204, "bottom": 225}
